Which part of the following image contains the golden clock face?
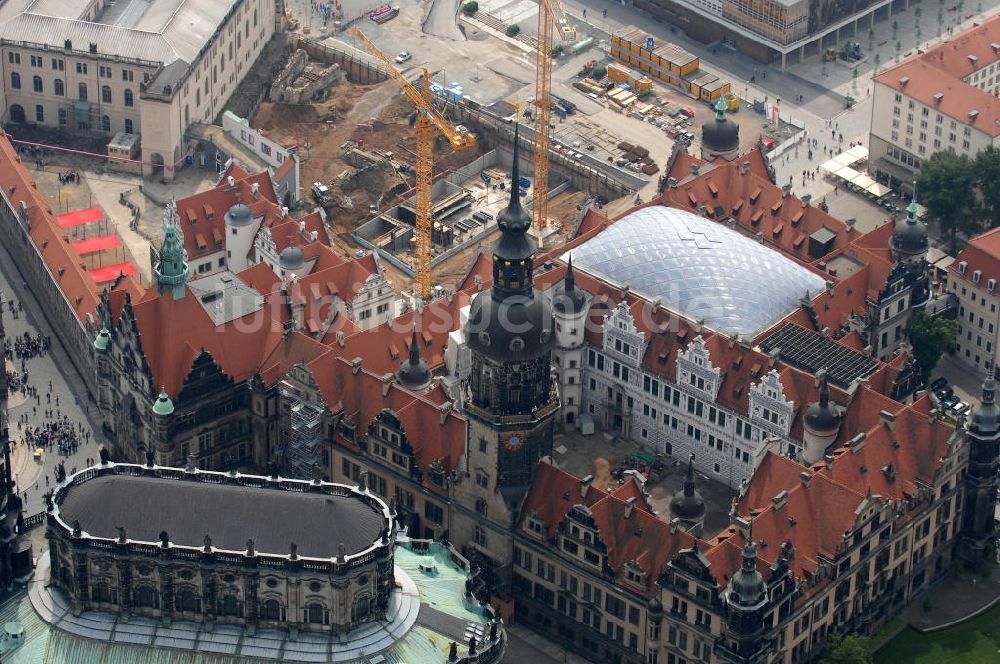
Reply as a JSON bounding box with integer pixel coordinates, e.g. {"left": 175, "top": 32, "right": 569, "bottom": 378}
{"left": 503, "top": 433, "right": 524, "bottom": 450}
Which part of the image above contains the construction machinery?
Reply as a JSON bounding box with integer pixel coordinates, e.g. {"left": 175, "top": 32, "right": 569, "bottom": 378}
{"left": 350, "top": 27, "right": 476, "bottom": 300}
{"left": 532, "top": 0, "right": 575, "bottom": 230}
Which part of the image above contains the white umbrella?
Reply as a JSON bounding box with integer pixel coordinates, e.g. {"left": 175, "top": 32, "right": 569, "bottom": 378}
{"left": 820, "top": 159, "right": 842, "bottom": 174}
{"left": 847, "top": 145, "right": 869, "bottom": 161}
{"left": 866, "top": 182, "right": 890, "bottom": 197}
{"left": 850, "top": 172, "right": 876, "bottom": 189}
{"left": 834, "top": 152, "right": 860, "bottom": 166}
{"left": 834, "top": 165, "right": 860, "bottom": 181}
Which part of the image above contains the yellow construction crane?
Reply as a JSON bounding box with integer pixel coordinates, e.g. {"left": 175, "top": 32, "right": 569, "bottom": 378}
{"left": 532, "top": 0, "right": 575, "bottom": 230}
{"left": 349, "top": 27, "right": 476, "bottom": 300}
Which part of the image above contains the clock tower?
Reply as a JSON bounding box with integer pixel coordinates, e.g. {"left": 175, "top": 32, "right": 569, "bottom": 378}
{"left": 453, "top": 124, "right": 558, "bottom": 588}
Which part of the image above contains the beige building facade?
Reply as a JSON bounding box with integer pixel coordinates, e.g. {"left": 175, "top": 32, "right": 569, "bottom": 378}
{"left": 0, "top": 0, "right": 276, "bottom": 180}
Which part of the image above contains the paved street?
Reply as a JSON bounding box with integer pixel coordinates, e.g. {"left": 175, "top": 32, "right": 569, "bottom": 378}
{"left": 0, "top": 243, "right": 108, "bottom": 519}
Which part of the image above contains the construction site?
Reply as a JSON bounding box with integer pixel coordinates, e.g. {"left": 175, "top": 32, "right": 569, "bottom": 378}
{"left": 250, "top": 33, "right": 589, "bottom": 296}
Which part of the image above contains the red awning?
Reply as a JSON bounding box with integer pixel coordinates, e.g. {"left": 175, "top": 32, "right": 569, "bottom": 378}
{"left": 71, "top": 235, "right": 121, "bottom": 255}
{"left": 88, "top": 261, "right": 138, "bottom": 283}
{"left": 56, "top": 207, "right": 104, "bottom": 228}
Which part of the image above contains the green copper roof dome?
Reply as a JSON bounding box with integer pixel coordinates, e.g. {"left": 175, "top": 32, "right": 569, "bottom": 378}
{"left": 152, "top": 390, "right": 175, "bottom": 416}
{"left": 93, "top": 327, "right": 110, "bottom": 352}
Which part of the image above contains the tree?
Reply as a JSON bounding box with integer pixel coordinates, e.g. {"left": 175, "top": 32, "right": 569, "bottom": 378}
{"left": 589, "top": 64, "right": 607, "bottom": 80}
{"left": 462, "top": 1, "right": 478, "bottom": 15}
{"left": 908, "top": 311, "right": 959, "bottom": 383}
{"left": 819, "top": 633, "right": 873, "bottom": 664}
{"left": 505, "top": 24, "right": 520, "bottom": 37}
{"left": 975, "top": 146, "right": 1000, "bottom": 228}
{"left": 917, "top": 149, "right": 981, "bottom": 251}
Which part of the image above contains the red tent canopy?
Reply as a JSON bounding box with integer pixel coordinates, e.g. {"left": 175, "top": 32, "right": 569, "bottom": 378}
{"left": 71, "top": 235, "right": 121, "bottom": 255}
{"left": 88, "top": 261, "right": 137, "bottom": 283}
{"left": 56, "top": 207, "right": 104, "bottom": 228}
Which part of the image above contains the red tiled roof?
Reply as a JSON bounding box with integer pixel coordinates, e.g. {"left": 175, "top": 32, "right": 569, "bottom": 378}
{"left": 874, "top": 16, "right": 1000, "bottom": 137}
{"left": 951, "top": 225, "right": 1000, "bottom": 287}
{"left": 0, "top": 131, "right": 103, "bottom": 324}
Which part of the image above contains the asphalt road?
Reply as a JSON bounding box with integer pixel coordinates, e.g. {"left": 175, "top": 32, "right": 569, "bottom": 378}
{"left": 424, "top": 0, "right": 465, "bottom": 42}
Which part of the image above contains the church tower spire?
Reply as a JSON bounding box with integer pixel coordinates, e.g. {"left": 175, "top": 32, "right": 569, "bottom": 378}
{"left": 153, "top": 199, "right": 190, "bottom": 300}
{"left": 959, "top": 364, "right": 1000, "bottom": 566}
{"left": 456, "top": 123, "right": 559, "bottom": 589}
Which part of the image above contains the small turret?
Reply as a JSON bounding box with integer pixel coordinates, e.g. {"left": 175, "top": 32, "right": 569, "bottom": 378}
{"left": 670, "top": 453, "right": 706, "bottom": 535}
{"left": 93, "top": 327, "right": 111, "bottom": 352}
{"left": 153, "top": 200, "right": 189, "bottom": 300}
{"left": 891, "top": 191, "right": 929, "bottom": 264}
{"left": 701, "top": 97, "right": 739, "bottom": 161}
{"left": 396, "top": 330, "right": 432, "bottom": 391}
{"left": 152, "top": 389, "right": 174, "bottom": 416}
{"left": 802, "top": 369, "right": 842, "bottom": 464}
{"left": 554, "top": 255, "right": 587, "bottom": 315}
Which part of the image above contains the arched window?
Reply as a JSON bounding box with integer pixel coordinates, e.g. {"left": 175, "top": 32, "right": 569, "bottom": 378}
{"left": 261, "top": 598, "right": 282, "bottom": 620}
{"left": 101, "top": 85, "right": 111, "bottom": 104}
{"left": 220, "top": 594, "right": 241, "bottom": 616}
{"left": 135, "top": 586, "right": 157, "bottom": 608}
{"left": 101, "top": 115, "right": 110, "bottom": 132}
{"left": 124, "top": 88, "right": 134, "bottom": 107}
{"left": 54, "top": 79, "right": 64, "bottom": 96}
{"left": 92, "top": 581, "right": 112, "bottom": 603}
{"left": 176, "top": 588, "right": 199, "bottom": 612}
{"left": 306, "top": 602, "right": 326, "bottom": 624}
{"left": 78, "top": 82, "right": 87, "bottom": 101}
{"left": 32, "top": 75, "right": 42, "bottom": 93}
{"left": 124, "top": 118, "right": 133, "bottom": 134}
{"left": 10, "top": 72, "right": 20, "bottom": 89}
{"left": 351, "top": 594, "right": 371, "bottom": 622}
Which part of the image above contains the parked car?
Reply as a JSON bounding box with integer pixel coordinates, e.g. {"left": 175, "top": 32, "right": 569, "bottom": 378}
{"left": 950, "top": 401, "right": 970, "bottom": 416}
{"left": 394, "top": 51, "right": 412, "bottom": 64}
{"left": 930, "top": 377, "right": 948, "bottom": 392}
{"left": 941, "top": 394, "right": 960, "bottom": 409}
{"left": 934, "top": 386, "right": 954, "bottom": 402}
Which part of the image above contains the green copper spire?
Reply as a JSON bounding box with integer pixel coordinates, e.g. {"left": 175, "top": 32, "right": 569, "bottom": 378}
{"left": 93, "top": 327, "right": 110, "bottom": 352}
{"left": 152, "top": 389, "right": 174, "bottom": 416}
{"left": 714, "top": 97, "right": 728, "bottom": 121}
{"left": 906, "top": 199, "right": 919, "bottom": 224}
{"left": 153, "top": 199, "right": 189, "bottom": 299}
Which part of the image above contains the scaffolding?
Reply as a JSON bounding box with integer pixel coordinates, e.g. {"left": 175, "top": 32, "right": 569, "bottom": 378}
{"left": 281, "top": 386, "right": 325, "bottom": 479}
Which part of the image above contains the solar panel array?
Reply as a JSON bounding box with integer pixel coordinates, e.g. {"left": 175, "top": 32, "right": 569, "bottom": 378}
{"left": 760, "top": 324, "right": 880, "bottom": 388}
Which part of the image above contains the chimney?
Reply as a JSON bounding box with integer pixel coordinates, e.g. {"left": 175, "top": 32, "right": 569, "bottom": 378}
{"left": 351, "top": 357, "right": 363, "bottom": 375}
{"left": 799, "top": 471, "right": 812, "bottom": 488}
{"left": 251, "top": 182, "right": 260, "bottom": 199}
{"left": 880, "top": 410, "right": 896, "bottom": 431}
{"left": 698, "top": 205, "right": 708, "bottom": 217}
{"left": 580, "top": 474, "right": 594, "bottom": 497}
{"left": 825, "top": 280, "right": 835, "bottom": 296}
{"left": 782, "top": 183, "right": 792, "bottom": 197}
{"left": 801, "top": 194, "right": 812, "bottom": 206}
{"left": 311, "top": 230, "right": 318, "bottom": 242}
{"left": 299, "top": 220, "right": 306, "bottom": 233}
{"left": 823, "top": 453, "right": 834, "bottom": 470}
{"left": 281, "top": 206, "right": 288, "bottom": 217}
{"left": 668, "top": 177, "right": 678, "bottom": 189}
{"left": 227, "top": 175, "right": 235, "bottom": 189}
{"left": 669, "top": 518, "right": 678, "bottom": 535}
{"left": 740, "top": 161, "right": 751, "bottom": 175}
{"left": 771, "top": 490, "right": 788, "bottom": 511}
{"left": 846, "top": 218, "right": 856, "bottom": 232}
{"left": 850, "top": 432, "right": 866, "bottom": 453}
{"left": 624, "top": 496, "right": 637, "bottom": 519}
{"left": 689, "top": 163, "right": 699, "bottom": 176}
{"left": 735, "top": 516, "right": 751, "bottom": 539}
{"left": 767, "top": 346, "right": 780, "bottom": 368}
{"left": 755, "top": 232, "right": 764, "bottom": 243}
{"left": 474, "top": 275, "right": 484, "bottom": 291}
{"left": 336, "top": 330, "right": 346, "bottom": 347}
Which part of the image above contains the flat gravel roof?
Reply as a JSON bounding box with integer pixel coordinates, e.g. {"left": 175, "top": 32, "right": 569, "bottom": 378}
{"left": 57, "top": 475, "right": 386, "bottom": 559}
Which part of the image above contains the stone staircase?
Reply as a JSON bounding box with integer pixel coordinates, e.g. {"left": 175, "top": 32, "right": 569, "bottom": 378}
{"left": 470, "top": 11, "right": 539, "bottom": 50}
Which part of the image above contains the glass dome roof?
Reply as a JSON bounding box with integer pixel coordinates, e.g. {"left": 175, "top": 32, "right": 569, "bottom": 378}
{"left": 569, "top": 206, "right": 827, "bottom": 337}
